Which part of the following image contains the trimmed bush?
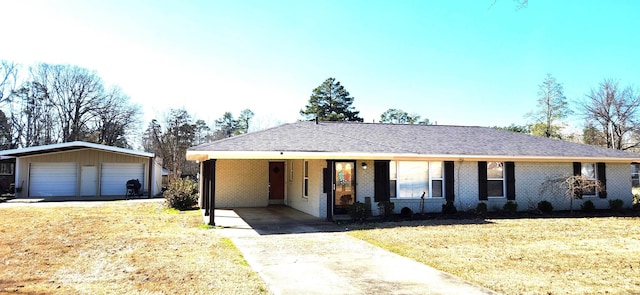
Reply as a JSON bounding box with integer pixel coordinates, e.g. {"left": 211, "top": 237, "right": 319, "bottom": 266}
{"left": 475, "top": 202, "right": 487, "bottom": 216}
{"left": 348, "top": 201, "right": 368, "bottom": 221}
{"left": 537, "top": 200, "right": 553, "bottom": 214}
{"left": 442, "top": 200, "right": 457, "bottom": 214}
{"left": 608, "top": 199, "right": 624, "bottom": 211}
{"left": 377, "top": 201, "right": 395, "bottom": 220}
{"left": 503, "top": 201, "right": 518, "bottom": 213}
{"left": 400, "top": 207, "right": 413, "bottom": 218}
{"left": 581, "top": 200, "right": 595, "bottom": 213}
{"left": 164, "top": 178, "right": 199, "bottom": 210}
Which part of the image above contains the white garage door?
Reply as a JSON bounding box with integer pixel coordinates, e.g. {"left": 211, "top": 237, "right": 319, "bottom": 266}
{"left": 29, "top": 163, "right": 77, "bottom": 197}
{"left": 101, "top": 163, "right": 145, "bottom": 196}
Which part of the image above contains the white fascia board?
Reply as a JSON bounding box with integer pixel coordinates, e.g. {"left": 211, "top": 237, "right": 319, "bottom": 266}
{"left": 0, "top": 141, "right": 154, "bottom": 158}
{"left": 185, "top": 150, "right": 640, "bottom": 163}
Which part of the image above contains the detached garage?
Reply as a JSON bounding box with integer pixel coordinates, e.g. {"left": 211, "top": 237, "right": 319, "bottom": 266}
{"left": 0, "top": 141, "right": 161, "bottom": 199}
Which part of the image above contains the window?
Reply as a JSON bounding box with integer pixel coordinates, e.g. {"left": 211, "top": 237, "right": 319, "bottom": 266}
{"left": 0, "top": 162, "right": 14, "bottom": 176}
{"left": 632, "top": 164, "right": 640, "bottom": 187}
{"left": 390, "top": 161, "right": 443, "bottom": 198}
{"left": 303, "top": 160, "right": 309, "bottom": 197}
{"left": 430, "top": 161, "right": 443, "bottom": 197}
{"left": 389, "top": 161, "right": 397, "bottom": 198}
{"left": 487, "top": 161, "right": 504, "bottom": 197}
{"left": 581, "top": 162, "right": 597, "bottom": 196}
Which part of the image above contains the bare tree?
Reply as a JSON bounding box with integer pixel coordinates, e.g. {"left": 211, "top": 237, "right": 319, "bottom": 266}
{"left": 143, "top": 109, "right": 196, "bottom": 178}
{"left": 581, "top": 79, "right": 640, "bottom": 150}
{"left": 526, "top": 74, "right": 571, "bottom": 139}
{"left": 539, "top": 174, "right": 602, "bottom": 213}
{"left": 6, "top": 63, "right": 141, "bottom": 148}
{"left": 45, "top": 64, "right": 105, "bottom": 142}
{"left": 91, "top": 86, "right": 141, "bottom": 148}
{"left": 9, "top": 81, "right": 56, "bottom": 147}
{"left": 0, "top": 61, "right": 19, "bottom": 105}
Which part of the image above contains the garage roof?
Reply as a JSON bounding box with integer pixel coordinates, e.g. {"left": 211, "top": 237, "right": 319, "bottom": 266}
{"left": 0, "top": 141, "right": 154, "bottom": 158}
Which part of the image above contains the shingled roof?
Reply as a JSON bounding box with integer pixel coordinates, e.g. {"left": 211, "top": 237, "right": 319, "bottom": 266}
{"left": 186, "top": 121, "right": 640, "bottom": 162}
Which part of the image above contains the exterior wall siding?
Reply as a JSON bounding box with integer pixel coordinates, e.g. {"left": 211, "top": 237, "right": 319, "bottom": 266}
{"left": 203, "top": 159, "right": 633, "bottom": 216}
{"left": 286, "top": 159, "right": 325, "bottom": 218}
{"left": 381, "top": 161, "right": 633, "bottom": 215}
{"left": 214, "top": 159, "right": 269, "bottom": 207}
{"left": 355, "top": 160, "right": 375, "bottom": 212}
{"left": 17, "top": 150, "right": 149, "bottom": 198}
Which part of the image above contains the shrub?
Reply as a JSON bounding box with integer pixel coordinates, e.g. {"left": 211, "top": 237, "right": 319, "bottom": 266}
{"left": 503, "top": 201, "right": 518, "bottom": 213}
{"left": 164, "top": 178, "right": 199, "bottom": 210}
{"left": 348, "top": 201, "right": 368, "bottom": 221}
{"left": 537, "top": 200, "right": 553, "bottom": 214}
{"left": 608, "top": 199, "right": 624, "bottom": 211}
{"left": 377, "top": 201, "right": 395, "bottom": 220}
{"left": 475, "top": 202, "right": 487, "bottom": 216}
{"left": 400, "top": 207, "right": 413, "bottom": 218}
{"left": 441, "top": 200, "right": 457, "bottom": 214}
{"left": 581, "top": 200, "right": 595, "bottom": 213}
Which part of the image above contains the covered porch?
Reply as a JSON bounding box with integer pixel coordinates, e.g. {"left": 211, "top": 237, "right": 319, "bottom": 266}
{"left": 205, "top": 206, "right": 344, "bottom": 235}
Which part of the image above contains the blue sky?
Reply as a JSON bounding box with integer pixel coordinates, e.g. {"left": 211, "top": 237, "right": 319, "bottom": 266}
{"left": 1, "top": 0, "right": 638, "bottom": 131}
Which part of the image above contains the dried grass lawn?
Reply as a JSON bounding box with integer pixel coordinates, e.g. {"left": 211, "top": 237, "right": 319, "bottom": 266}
{"left": 0, "top": 200, "right": 268, "bottom": 294}
{"left": 350, "top": 217, "right": 640, "bottom": 295}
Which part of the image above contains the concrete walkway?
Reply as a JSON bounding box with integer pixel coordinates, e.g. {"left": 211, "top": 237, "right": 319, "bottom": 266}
{"left": 213, "top": 207, "right": 499, "bottom": 295}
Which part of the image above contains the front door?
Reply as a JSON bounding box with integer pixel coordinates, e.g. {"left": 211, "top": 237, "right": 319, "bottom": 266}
{"left": 269, "top": 162, "right": 285, "bottom": 204}
{"left": 80, "top": 166, "right": 97, "bottom": 197}
{"left": 334, "top": 161, "right": 355, "bottom": 214}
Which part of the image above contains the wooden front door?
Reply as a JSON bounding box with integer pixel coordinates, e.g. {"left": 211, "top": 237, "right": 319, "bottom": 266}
{"left": 269, "top": 162, "right": 285, "bottom": 201}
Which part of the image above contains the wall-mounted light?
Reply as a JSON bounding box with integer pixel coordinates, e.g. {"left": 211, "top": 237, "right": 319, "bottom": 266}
{"left": 361, "top": 162, "right": 368, "bottom": 170}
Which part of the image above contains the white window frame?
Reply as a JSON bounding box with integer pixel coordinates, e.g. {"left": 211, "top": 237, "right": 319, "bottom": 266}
{"left": 632, "top": 164, "right": 640, "bottom": 188}
{"left": 0, "top": 162, "right": 14, "bottom": 175}
{"left": 303, "top": 160, "right": 309, "bottom": 198}
{"left": 487, "top": 161, "right": 505, "bottom": 198}
{"left": 390, "top": 160, "right": 444, "bottom": 199}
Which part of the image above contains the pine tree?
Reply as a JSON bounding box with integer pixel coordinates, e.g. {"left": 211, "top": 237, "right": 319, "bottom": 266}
{"left": 300, "top": 77, "right": 363, "bottom": 122}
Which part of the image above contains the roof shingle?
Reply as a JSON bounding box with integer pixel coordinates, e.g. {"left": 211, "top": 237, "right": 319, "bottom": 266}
{"left": 188, "top": 121, "right": 639, "bottom": 160}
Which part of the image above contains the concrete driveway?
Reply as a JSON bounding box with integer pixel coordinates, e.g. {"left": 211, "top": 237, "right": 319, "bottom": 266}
{"left": 213, "top": 206, "right": 498, "bottom": 295}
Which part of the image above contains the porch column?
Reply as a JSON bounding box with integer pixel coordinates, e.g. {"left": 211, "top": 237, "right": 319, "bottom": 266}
{"left": 148, "top": 157, "right": 154, "bottom": 198}
{"left": 207, "top": 159, "right": 217, "bottom": 226}
{"left": 202, "top": 161, "right": 210, "bottom": 215}
{"left": 324, "top": 160, "right": 334, "bottom": 221}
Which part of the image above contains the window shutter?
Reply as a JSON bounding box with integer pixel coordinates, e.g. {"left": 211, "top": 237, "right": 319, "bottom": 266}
{"left": 505, "top": 161, "right": 516, "bottom": 200}
{"left": 374, "top": 160, "right": 390, "bottom": 202}
{"left": 597, "top": 162, "right": 607, "bottom": 198}
{"left": 323, "top": 167, "right": 331, "bottom": 193}
{"left": 444, "top": 161, "right": 455, "bottom": 202}
{"left": 573, "top": 162, "right": 581, "bottom": 176}
{"left": 478, "top": 161, "right": 488, "bottom": 200}
{"left": 572, "top": 162, "right": 583, "bottom": 199}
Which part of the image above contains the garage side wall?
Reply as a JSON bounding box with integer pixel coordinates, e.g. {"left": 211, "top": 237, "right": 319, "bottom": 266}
{"left": 215, "top": 159, "right": 269, "bottom": 207}
{"left": 17, "top": 150, "right": 150, "bottom": 197}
